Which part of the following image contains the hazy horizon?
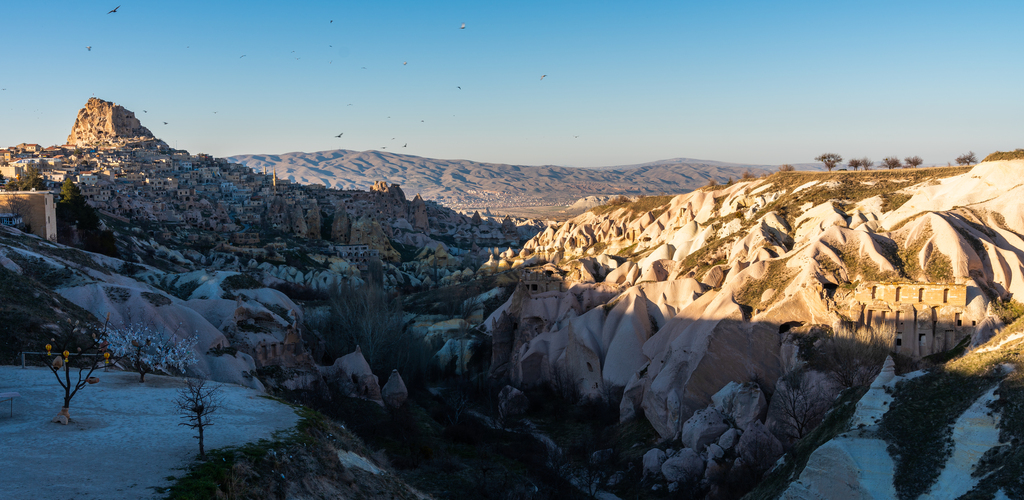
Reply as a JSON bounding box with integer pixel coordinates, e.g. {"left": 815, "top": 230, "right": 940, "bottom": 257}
{"left": 2, "top": 1, "right": 1022, "bottom": 168}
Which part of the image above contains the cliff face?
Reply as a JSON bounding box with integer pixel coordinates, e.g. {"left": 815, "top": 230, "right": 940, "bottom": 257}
{"left": 67, "top": 97, "right": 159, "bottom": 146}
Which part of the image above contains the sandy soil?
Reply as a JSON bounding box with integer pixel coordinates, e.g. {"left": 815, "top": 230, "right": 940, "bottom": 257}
{"left": 0, "top": 366, "right": 299, "bottom": 500}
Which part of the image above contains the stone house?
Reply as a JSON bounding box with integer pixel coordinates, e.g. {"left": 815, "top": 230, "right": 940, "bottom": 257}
{"left": 853, "top": 281, "right": 976, "bottom": 358}
{"left": 0, "top": 191, "right": 57, "bottom": 241}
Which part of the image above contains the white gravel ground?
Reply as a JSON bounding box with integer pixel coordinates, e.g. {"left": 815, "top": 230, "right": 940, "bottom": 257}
{"left": 0, "top": 366, "right": 299, "bottom": 500}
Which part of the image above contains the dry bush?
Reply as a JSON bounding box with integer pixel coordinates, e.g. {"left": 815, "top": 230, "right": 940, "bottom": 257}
{"left": 777, "top": 164, "right": 795, "bottom": 172}
{"left": 813, "top": 322, "right": 895, "bottom": 388}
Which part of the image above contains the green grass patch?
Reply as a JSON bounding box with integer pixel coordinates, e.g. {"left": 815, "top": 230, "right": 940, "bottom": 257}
{"left": 879, "top": 369, "right": 1001, "bottom": 500}
{"left": 221, "top": 273, "right": 263, "bottom": 292}
{"left": 734, "top": 259, "right": 795, "bottom": 310}
{"left": 590, "top": 195, "right": 674, "bottom": 221}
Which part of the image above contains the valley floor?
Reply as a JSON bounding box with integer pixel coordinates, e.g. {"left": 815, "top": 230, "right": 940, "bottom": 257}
{"left": 0, "top": 366, "right": 298, "bottom": 500}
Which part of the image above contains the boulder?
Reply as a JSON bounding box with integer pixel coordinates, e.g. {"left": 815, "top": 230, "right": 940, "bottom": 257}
{"left": 498, "top": 385, "right": 529, "bottom": 420}
{"left": 718, "top": 428, "right": 742, "bottom": 450}
{"left": 381, "top": 369, "right": 408, "bottom": 409}
{"left": 711, "top": 381, "right": 768, "bottom": 430}
{"left": 680, "top": 407, "right": 730, "bottom": 450}
{"left": 736, "top": 420, "right": 784, "bottom": 468}
{"left": 642, "top": 448, "right": 667, "bottom": 478}
{"left": 320, "top": 347, "right": 382, "bottom": 405}
{"left": 661, "top": 448, "right": 704, "bottom": 484}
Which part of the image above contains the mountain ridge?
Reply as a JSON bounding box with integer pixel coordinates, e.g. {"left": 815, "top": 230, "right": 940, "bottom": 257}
{"left": 227, "top": 149, "right": 819, "bottom": 208}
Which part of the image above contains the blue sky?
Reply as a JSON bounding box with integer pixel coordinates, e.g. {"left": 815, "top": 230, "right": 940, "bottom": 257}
{"left": 1, "top": 0, "right": 1022, "bottom": 167}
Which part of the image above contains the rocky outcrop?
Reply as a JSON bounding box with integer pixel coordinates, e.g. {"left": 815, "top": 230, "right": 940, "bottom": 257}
{"left": 67, "top": 97, "right": 161, "bottom": 146}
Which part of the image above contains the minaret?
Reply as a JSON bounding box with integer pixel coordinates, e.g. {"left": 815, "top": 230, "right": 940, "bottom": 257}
{"left": 272, "top": 166, "right": 277, "bottom": 195}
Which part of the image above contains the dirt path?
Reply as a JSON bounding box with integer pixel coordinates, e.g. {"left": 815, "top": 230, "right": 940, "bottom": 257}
{"left": 0, "top": 366, "right": 299, "bottom": 500}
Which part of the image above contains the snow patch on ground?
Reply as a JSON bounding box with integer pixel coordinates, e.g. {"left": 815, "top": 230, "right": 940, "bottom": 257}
{"left": 337, "top": 450, "right": 383, "bottom": 475}
{"left": 921, "top": 384, "right": 1006, "bottom": 499}
{"left": 0, "top": 366, "right": 299, "bottom": 500}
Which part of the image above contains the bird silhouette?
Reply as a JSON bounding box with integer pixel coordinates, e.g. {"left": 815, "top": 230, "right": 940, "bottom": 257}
{"left": 457, "top": 86, "right": 461, "bottom": 90}
{"left": 347, "top": 104, "right": 353, "bottom": 106}
{"left": 361, "top": 67, "right": 367, "bottom": 70}
{"left": 330, "top": 20, "right": 333, "bottom": 23}
{"left": 107, "top": 5, "right": 120, "bottom": 14}
{"left": 460, "top": 23, "right": 466, "bottom": 29}
{"left": 240, "top": 55, "right": 246, "bottom": 58}
{"left": 334, "top": 133, "right": 344, "bottom": 138}
{"left": 163, "top": 122, "right": 168, "bottom": 125}
{"left": 143, "top": 110, "right": 147, "bottom": 113}
{"left": 403, "top": 143, "right": 407, "bottom": 148}
{"left": 540, "top": 75, "right": 547, "bottom": 80}
{"left": 574, "top": 135, "right": 579, "bottom": 138}
{"left": 86, "top": 46, "right": 92, "bottom": 51}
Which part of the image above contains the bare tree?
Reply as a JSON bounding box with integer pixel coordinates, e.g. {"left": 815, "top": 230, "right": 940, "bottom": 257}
{"left": 441, "top": 385, "right": 471, "bottom": 425}
{"left": 175, "top": 377, "right": 221, "bottom": 460}
{"left": 956, "top": 151, "right": 978, "bottom": 166}
{"left": 815, "top": 153, "right": 843, "bottom": 172}
{"left": 770, "top": 369, "right": 833, "bottom": 442}
{"left": 46, "top": 318, "right": 121, "bottom": 421}
{"left": 904, "top": 156, "right": 924, "bottom": 169}
{"left": 847, "top": 158, "right": 863, "bottom": 171}
{"left": 881, "top": 156, "right": 902, "bottom": 170}
{"left": 778, "top": 164, "right": 795, "bottom": 172}
{"left": 311, "top": 282, "right": 407, "bottom": 372}
{"left": 858, "top": 157, "right": 873, "bottom": 170}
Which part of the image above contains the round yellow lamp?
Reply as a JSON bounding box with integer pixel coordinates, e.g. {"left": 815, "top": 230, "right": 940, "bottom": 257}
{"left": 62, "top": 350, "right": 70, "bottom": 363}
{"left": 45, "top": 344, "right": 52, "bottom": 356}
{"left": 104, "top": 352, "right": 111, "bottom": 365}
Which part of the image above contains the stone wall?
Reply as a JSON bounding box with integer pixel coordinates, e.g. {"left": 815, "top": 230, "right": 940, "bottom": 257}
{"left": 853, "top": 282, "right": 973, "bottom": 358}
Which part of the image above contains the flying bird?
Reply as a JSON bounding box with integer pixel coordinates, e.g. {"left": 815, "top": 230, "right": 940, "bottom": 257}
{"left": 163, "top": 122, "right": 168, "bottom": 125}
{"left": 334, "top": 133, "right": 343, "bottom": 138}
{"left": 143, "top": 110, "right": 147, "bottom": 113}
{"left": 240, "top": 55, "right": 246, "bottom": 58}
{"left": 347, "top": 103, "right": 352, "bottom": 106}
{"left": 330, "top": 20, "right": 333, "bottom": 23}
{"left": 361, "top": 67, "right": 367, "bottom": 69}
{"left": 460, "top": 23, "right": 465, "bottom": 29}
{"left": 86, "top": 46, "right": 92, "bottom": 51}
{"left": 457, "top": 86, "right": 461, "bottom": 89}
{"left": 403, "top": 143, "right": 407, "bottom": 148}
{"left": 540, "top": 75, "right": 546, "bottom": 80}
{"left": 107, "top": 5, "right": 120, "bottom": 14}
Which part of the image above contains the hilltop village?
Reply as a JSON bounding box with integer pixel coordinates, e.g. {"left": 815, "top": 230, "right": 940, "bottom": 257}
{"left": 1, "top": 98, "right": 544, "bottom": 291}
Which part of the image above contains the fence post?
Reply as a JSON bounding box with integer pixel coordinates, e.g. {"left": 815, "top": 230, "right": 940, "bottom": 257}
{"left": 22, "top": 352, "right": 26, "bottom": 369}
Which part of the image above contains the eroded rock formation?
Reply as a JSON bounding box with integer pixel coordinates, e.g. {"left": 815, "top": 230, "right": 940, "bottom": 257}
{"left": 67, "top": 97, "right": 161, "bottom": 146}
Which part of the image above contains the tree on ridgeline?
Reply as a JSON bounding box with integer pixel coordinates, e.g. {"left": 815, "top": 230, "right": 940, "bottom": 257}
{"left": 778, "top": 164, "right": 795, "bottom": 172}
{"left": 847, "top": 158, "right": 863, "bottom": 171}
{"left": 882, "top": 156, "right": 902, "bottom": 169}
{"left": 904, "top": 156, "right": 923, "bottom": 169}
{"left": 956, "top": 151, "right": 977, "bottom": 166}
{"left": 815, "top": 153, "right": 843, "bottom": 172}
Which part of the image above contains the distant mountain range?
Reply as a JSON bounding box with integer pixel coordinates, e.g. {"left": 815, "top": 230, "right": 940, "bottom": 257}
{"left": 227, "top": 149, "right": 821, "bottom": 208}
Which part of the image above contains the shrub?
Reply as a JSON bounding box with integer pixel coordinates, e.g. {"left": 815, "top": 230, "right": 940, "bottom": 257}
{"left": 982, "top": 149, "right": 1024, "bottom": 162}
